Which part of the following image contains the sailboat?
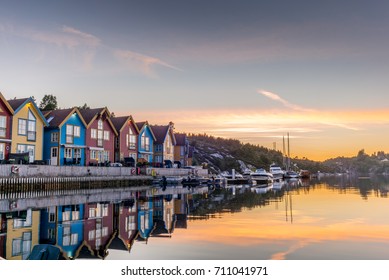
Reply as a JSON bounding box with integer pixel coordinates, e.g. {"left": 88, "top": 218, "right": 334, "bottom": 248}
{"left": 283, "top": 133, "right": 300, "bottom": 179}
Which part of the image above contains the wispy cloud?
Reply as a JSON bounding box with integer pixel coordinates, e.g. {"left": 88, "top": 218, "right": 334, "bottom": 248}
{"left": 257, "top": 89, "right": 314, "bottom": 112}
{"left": 1, "top": 22, "right": 179, "bottom": 76}
{"left": 61, "top": 25, "right": 101, "bottom": 47}
{"left": 114, "top": 49, "right": 182, "bottom": 78}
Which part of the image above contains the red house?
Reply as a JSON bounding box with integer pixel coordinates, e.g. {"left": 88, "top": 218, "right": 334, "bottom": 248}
{"left": 80, "top": 202, "right": 116, "bottom": 259}
{"left": 111, "top": 115, "right": 139, "bottom": 166}
{"left": 0, "top": 92, "right": 14, "bottom": 162}
{"left": 79, "top": 107, "right": 118, "bottom": 166}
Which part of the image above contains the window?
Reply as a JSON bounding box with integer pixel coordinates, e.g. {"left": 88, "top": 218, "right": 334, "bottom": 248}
{"left": 65, "top": 148, "right": 72, "bottom": 158}
{"left": 90, "top": 150, "right": 97, "bottom": 160}
{"left": 16, "top": 144, "right": 35, "bottom": 162}
{"left": 27, "top": 120, "right": 36, "bottom": 141}
{"left": 98, "top": 119, "right": 103, "bottom": 130}
{"left": 27, "top": 110, "right": 36, "bottom": 141}
{"left": 0, "top": 144, "right": 4, "bottom": 160}
{"left": 91, "top": 129, "right": 97, "bottom": 139}
{"left": 66, "top": 125, "right": 73, "bottom": 143}
{"left": 155, "top": 155, "right": 162, "bottom": 163}
{"left": 49, "top": 207, "right": 56, "bottom": 222}
{"left": 74, "top": 126, "right": 80, "bottom": 137}
{"left": 103, "top": 151, "right": 109, "bottom": 162}
{"left": 74, "top": 148, "right": 81, "bottom": 159}
{"left": 88, "top": 230, "right": 95, "bottom": 240}
{"left": 103, "top": 131, "right": 109, "bottom": 141}
{"left": 141, "top": 133, "right": 150, "bottom": 150}
{"left": 0, "top": 116, "right": 6, "bottom": 137}
{"left": 155, "top": 144, "right": 162, "bottom": 152}
{"left": 129, "top": 128, "right": 136, "bottom": 149}
{"left": 18, "top": 119, "right": 27, "bottom": 135}
{"left": 51, "top": 132, "right": 59, "bottom": 142}
{"left": 97, "top": 130, "right": 103, "bottom": 147}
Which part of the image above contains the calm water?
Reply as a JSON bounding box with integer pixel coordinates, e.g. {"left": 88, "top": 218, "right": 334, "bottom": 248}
{"left": 2, "top": 175, "right": 389, "bottom": 260}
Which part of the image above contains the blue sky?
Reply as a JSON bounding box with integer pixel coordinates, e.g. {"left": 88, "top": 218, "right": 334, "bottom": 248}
{"left": 1, "top": 0, "right": 389, "bottom": 160}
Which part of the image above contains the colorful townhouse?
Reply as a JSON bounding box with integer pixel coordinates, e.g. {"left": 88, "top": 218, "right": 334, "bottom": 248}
{"left": 114, "top": 199, "right": 139, "bottom": 252}
{"left": 79, "top": 107, "right": 118, "bottom": 166}
{"left": 111, "top": 115, "right": 139, "bottom": 165}
{"left": 173, "top": 133, "right": 189, "bottom": 167}
{"left": 56, "top": 204, "right": 85, "bottom": 259}
{"left": 135, "top": 121, "right": 156, "bottom": 165}
{"left": 152, "top": 195, "right": 175, "bottom": 237}
{"left": 137, "top": 196, "right": 154, "bottom": 241}
{"left": 7, "top": 97, "right": 48, "bottom": 163}
{"left": 0, "top": 93, "right": 14, "bottom": 162}
{"left": 81, "top": 202, "right": 115, "bottom": 259}
{"left": 150, "top": 122, "right": 176, "bottom": 167}
{"left": 5, "top": 209, "right": 40, "bottom": 260}
{"left": 43, "top": 108, "right": 87, "bottom": 166}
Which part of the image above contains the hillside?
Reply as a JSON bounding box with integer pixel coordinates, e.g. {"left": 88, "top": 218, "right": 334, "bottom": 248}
{"left": 188, "top": 134, "right": 327, "bottom": 175}
{"left": 188, "top": 134, "right": 389, "bottom": 176}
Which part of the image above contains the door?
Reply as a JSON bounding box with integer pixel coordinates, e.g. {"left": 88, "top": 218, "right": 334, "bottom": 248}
{"left": 51, "top": 147, "right": 58, "bottom": 165}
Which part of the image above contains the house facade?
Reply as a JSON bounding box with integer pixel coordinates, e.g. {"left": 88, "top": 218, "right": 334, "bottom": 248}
{"left": 111, "top": 115, "right": 139, "bottom": 165}
{"left": 79, "top": 108, "right": 117, "bottom": 166}
{"left": 173, "top": 133, "right": 189, "bottom": 167}
{"left": 43, "top": 108, "right": 87, "bottom": 166}
{"left": 7, "top": 98, "right": 48, "bottom": 163}
{"left": 150, "top": 122, "right": 176, "bottom": 167}
{"left": 0, "top": 93, "right": 14, "bottom": 162}
{"left": 135, "top": 121, "right": 156, "bottom": 165}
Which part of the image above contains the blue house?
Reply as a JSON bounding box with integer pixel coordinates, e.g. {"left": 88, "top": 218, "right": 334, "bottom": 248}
{"left": 137, "top": 196, "right": 154, "bottom": 241}
{"left": 135, "top": 121, "right": 156, "bottom": 164}
{"left": 43, "top": 108, "right": 87, "bottom": 166}
{"left": 56, "top": 204, "right": 85, "bottom": 259}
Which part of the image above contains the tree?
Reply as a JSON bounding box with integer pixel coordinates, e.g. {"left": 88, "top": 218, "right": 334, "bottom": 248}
{"left": 39, "top": 94, "right": 58, "bottom": 111}
{"left": 78, "top": 103, "right": 90, "bottom": 110}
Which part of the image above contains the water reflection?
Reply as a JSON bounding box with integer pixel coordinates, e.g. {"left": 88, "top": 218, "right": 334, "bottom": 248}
{"left": 1, "top": 175, "right": 389, "bottom": 260}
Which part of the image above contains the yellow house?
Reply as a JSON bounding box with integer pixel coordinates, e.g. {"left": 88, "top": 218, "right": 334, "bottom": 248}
{"left": 5, "top": 209, "right": 40, "bottom": 260}
{"left": 7, "top": 98, "right": 48, "bottom": 163}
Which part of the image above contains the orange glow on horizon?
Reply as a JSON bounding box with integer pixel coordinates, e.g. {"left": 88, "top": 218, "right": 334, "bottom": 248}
{"left": 118, "top": 108, "right": 389, "bottom": 161}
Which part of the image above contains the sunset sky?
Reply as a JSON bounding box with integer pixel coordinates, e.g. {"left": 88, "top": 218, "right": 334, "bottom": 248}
{"left": 1, "top": 0, "right": 389, "bottom": 161}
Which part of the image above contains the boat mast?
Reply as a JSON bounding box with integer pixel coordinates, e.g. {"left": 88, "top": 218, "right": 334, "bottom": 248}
{"left": 287, "top": 132, "right": 291, "bottom": 171}
{"left": 282, "top": 135, "right": 286, "bottom": 170}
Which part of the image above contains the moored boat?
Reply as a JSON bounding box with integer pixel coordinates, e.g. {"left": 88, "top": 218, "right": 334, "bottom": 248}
{"left": 269, "top": 163, "right": 284, "bottom": 181}
{"left": 250, "top": 168, "right": 273, "bottom": 185}
{"left": 299, "top": 170, "right": 311, "bottom": 179}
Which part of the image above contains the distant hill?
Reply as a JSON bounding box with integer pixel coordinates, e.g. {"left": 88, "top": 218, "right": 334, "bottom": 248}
{"left": 188, "top": 134, "right": 330, "bottom": 175}
{"left": 188, "top": 134, "right": 389, "bottom": 176}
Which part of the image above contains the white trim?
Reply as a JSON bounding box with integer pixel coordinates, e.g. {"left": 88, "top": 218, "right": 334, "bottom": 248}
{"left": 89, "top": 147, "right": 104, "bottom": 151}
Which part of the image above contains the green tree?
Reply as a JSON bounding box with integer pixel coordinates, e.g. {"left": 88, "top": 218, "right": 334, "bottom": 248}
{"left": 39, "top": 94, "right": 58, "bottom": 111}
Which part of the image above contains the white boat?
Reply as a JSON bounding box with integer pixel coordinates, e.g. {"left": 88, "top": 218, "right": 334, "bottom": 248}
{"left": 250, "top": 168, "right": 273, "bottom": 185}
{"left": 283, "top": 170, "right": 300, "bottom": 179}
{"left": 219, "top": 171, "right": 244, "bottom": 180}
{"left": 251, "top": 184, "right": 273, "bottom": 194}
{"left": 269, "top": 164, "right": 284, "bottom": 181}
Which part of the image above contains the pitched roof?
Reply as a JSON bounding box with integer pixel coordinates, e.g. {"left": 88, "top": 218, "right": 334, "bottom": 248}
{"left": 150, "top": 125, "right": 169, "bottom": 144}
{"left": 7, "top": 98, "right": 29, "bottom": 111}
{"left": 135, "top": 121, "right": 146, "bottom": 131}
{"left": 45, "top": 108, "right": 87, "bottom": 128}
{"left": 45, "top": 108, "right": 74, "bottom": 127}
{"left": 7, "top": 97, "right": 48, "bottom": 126}
{"left": 78, "top": 107, "right": 118, "bottom": 136}
{"left": 78, "top": 107, "right": 106, "bottom": 126}
{"left": 150, "top": 124, "right": 176, "bottom": 145}
{"left": 0, "top": 92, "right": 14, "bottom": 115}
{"left": 111, "top": 116, "right": 130, "bottom": 133}
{"left": 174, "top": 133, "right": 187, "bottom": 146}
{"left": 135, "top": 121, "right": 156, "bottom": 140}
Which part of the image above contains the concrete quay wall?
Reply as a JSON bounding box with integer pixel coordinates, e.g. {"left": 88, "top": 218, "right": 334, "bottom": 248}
{"left": 0, "top": 164, "right": 208, "bottom": 178}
